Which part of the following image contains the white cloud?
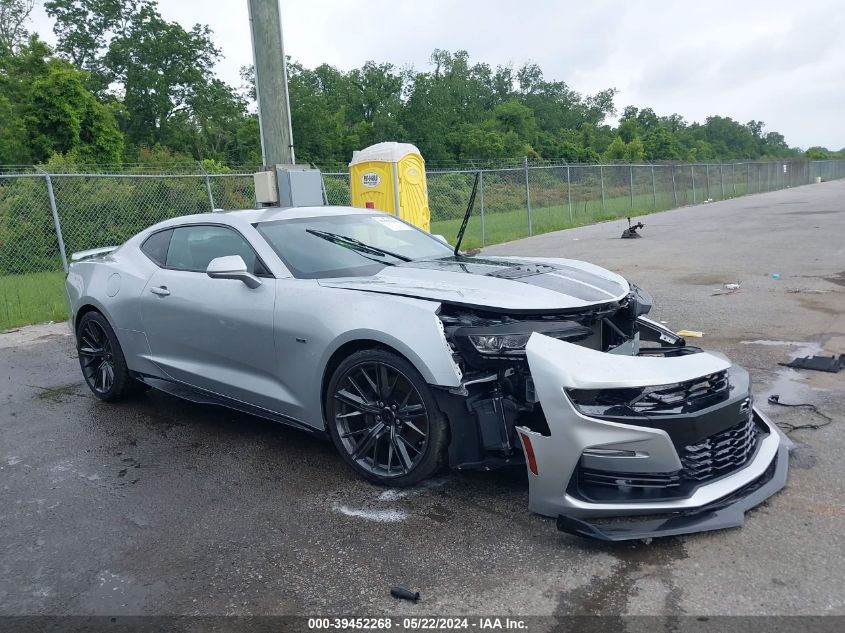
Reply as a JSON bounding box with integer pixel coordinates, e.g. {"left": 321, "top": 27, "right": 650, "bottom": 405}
{"left": 27, "top": 0, "right": 845, "bottom": 149}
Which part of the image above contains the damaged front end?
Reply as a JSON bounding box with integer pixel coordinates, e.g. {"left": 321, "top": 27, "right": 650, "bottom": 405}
{"left": 435, "top": 288, "right": 790, "bottom": 541}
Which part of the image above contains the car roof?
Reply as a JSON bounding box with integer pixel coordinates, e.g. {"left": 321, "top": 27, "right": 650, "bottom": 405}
{"left": 148, "top": 206, "right": 381, "bottom": 232}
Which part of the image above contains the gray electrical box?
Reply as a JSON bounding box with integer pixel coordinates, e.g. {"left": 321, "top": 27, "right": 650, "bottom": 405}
{"left": 254, "top": 165, "right": 324, "bottom": 207}
{"left": 279, "top": 167, "right": 323, "bottom": 207}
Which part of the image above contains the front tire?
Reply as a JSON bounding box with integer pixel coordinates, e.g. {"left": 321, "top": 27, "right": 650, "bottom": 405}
{"left": 76, "top": 311, "right": 147, "bottom": 401}
{"left": 325, "top": 348, "right": 448, "bottom": 487}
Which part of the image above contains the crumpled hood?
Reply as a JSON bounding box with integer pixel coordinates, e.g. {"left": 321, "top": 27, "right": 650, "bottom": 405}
{"left": 317, "top": 255, "right": 630, "bottom": 312}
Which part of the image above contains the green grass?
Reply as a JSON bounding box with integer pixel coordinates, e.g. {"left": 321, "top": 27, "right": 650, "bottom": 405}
{"left": 0, "top": 271, "right": 67, "bottom": 330}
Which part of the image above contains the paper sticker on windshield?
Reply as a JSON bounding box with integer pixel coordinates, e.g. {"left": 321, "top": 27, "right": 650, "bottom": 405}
{"left": 372, "top": 216, "right": 413, "bottom": 231}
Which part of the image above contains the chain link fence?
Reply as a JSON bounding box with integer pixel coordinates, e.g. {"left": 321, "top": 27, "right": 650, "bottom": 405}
{"left": 1, "top": 159, "right": 844, "bottom": 328}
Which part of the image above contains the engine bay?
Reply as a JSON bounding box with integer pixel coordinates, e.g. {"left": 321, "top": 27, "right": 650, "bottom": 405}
{"left": 434, "top": 289, "right": 691, "bottom": 470}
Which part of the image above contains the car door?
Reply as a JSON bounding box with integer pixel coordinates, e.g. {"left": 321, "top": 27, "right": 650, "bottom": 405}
{"left": 139, "top": 223, "right": 285, "bottom": 412}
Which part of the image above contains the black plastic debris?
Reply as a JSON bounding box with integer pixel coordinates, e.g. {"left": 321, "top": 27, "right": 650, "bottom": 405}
{"left": 390, "top": 586, "right": 420, "bottom": 602}
{"left": 621, "top": 217, "right": 645, "bottom": 239}
{"left": 778, "top": 354, "right": 844, "bottom": 373}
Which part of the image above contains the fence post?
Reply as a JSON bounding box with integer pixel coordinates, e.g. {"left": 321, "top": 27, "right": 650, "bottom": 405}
{"left": 671, "top": 165, "right": 677, "bottom": 207}
{"left": 733, "top": 164, "right": 737, "bottom": 196}
{"left": 629, "top": 164, "right": 634, "bottom": 209}
{"left": 691, "top": 165, "right": 696, "bottom": 203}
{"left": 479, "top": 170, "right": 485, "bottom": 247}
{"left": 524, "top": 156, "right": 532, "bottom": 236}
{"left": 599, "top": 165, "right": 606, "bottom": 211}
{"left": 566, "top": 164, "right": 573, "bottom": 223}
{"left": 44, "top": 173, "right": 69, "bottom": 273}
{"left": 705, "top": 164, "right": 710, "bottom": 200}
{"left": 205, "top": 174, "right": 216, "bottom": 210}
{"left": 650, "top": 165, "right": 657, "bottom": 210}
{"left": 719, "top": 164, "right": 725, "bottom": 199}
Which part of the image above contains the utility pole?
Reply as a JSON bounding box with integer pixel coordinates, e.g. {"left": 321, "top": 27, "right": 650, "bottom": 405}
{"left": 248, "top": 0, "right": 295, "bottom": 165}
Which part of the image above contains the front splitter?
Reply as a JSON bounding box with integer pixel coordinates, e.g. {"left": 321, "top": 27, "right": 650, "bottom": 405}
{"left": 556, "top": 443, "right": 789, "bottom": 541}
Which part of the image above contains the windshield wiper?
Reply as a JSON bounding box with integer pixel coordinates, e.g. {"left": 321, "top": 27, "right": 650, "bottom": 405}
{"left": 305, "top": 229, "right": 413, "bottom": 263}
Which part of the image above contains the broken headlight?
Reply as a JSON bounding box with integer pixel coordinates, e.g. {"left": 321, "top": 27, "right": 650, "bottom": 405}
{"left": 454, "top": 320, "right": 593, "bottom": 365}
{"left": 468, "top": 333, "right": 533, "bottom": 355}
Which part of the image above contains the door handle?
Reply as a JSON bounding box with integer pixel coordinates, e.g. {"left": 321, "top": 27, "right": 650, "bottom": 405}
{"left": 150, "top": 286, "right": 170, "bottom": 296}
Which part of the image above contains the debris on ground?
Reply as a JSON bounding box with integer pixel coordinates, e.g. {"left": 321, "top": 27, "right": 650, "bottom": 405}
{"left": 779, "top": 354, "right": 844, "bottom": 374}
{"left": 390, "top": 586, "right": 420, "bottom": 602}
{"left": 771, "top": 273, "right": 781, "bottom": 279}
{"left": 621, "top": 217, "right": 645, "bottom": 239}
{"left": 712, "top": 281, "right": 742, "bottom": 296}
{"left": 676, "top": 329, "right": 703, "bottom": 338}
{"left": 768, "top": 394, "right": 833, "bottom": 433}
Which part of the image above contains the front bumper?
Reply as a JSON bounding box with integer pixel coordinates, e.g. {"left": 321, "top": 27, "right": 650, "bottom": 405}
{"left": 518, "top": 333, "right": 791, "bottom": 540}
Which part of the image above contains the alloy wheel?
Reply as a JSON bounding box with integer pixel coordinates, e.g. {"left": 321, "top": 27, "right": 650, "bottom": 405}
{"left": 78, "top": 320, "right": 115, "bottom": 394}
{"left": 332, "top": 361, "right": 430, "bottom": 478}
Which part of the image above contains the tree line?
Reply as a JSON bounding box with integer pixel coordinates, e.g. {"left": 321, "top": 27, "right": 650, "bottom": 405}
{"left": 0, "top": 0, "right": 842, "bottom": 170}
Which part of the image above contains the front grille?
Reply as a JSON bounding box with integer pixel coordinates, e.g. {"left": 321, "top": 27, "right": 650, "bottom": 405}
{"left": 568, "top": 370, "right": 730, "bottom": 416}
{"left": 573, "top": 409, "right": 763, "bottom": 502}
{"left": 628, "top": 370, "right": 729, "bottom": 413}
{"left": 681, "top": 415, "right": 759, "bottom": 481}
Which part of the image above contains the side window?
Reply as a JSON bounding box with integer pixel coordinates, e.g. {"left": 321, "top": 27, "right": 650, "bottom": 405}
{"left": 141, "top": 229, "right": 173, "bottom": 266}
{"left": 164, "top": 225, "right": 265, "bottom": 274}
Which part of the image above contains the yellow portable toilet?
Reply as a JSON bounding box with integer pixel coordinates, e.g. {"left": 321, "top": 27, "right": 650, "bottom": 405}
{"left": 349, "top": 142, "right": 430, "bottom": 231}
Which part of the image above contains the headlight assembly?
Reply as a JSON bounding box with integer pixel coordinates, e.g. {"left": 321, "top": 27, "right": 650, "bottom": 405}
{"left": 468, "top": 333, "right": 533, "bottom": 355}
{"left": 453, "top": 320, "right": 593, "bottom": 365}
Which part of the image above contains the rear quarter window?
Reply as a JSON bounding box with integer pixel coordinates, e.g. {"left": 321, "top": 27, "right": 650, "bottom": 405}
{"left": 141, "top": 229, "right": 173, "bottom": 266}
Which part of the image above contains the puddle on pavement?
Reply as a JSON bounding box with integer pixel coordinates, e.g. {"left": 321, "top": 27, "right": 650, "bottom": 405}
{"left": 740, "top": 340, "right": 826, "bottom": 408}
{"left": 556, "top": 538, "right": 688, "bottom": 618}
{"left": 31, "top": 382, "right": 84, "bottom": 403}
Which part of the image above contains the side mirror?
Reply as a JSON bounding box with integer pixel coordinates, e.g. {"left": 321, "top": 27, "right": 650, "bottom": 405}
{"left": 433, "top": 234, "right": 450, "bottom": 245}
{"left": 206, "top": 255, "right": 262, "bottom": 289}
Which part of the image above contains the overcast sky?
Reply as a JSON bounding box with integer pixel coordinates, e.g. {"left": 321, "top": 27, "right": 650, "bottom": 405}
{"left": 29, "top": 0, "right": 845, "bottom": 149}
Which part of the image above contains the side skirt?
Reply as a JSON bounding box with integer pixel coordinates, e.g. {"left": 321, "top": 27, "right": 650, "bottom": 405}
{"left": 134, "top": 374, "right": 324, "bottom": 436}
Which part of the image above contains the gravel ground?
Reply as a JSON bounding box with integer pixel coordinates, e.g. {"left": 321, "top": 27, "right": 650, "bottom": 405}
{"left": 1, "top": 181, "right": 844, "bottom": 618}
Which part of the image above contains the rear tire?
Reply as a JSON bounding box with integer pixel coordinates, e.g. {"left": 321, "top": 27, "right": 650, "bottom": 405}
{"left": 325, "top": 348, "right": 448, "bottom": 487}
{"left": 76, "top": 311, "right": 148, "bottom": 401}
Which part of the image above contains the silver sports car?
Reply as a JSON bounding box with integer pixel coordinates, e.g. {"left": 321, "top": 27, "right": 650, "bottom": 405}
{"left": 66, "top": 206, "right": 790, "bottom": 540}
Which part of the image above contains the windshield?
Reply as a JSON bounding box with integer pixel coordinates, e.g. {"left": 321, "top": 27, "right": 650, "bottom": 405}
{"left": 255, "top": 213, "right": 453, "bottom": 279}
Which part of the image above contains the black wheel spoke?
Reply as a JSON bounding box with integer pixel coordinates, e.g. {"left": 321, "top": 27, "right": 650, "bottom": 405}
{"left": 403, "top": 419, "right": 426, "bottom": 437}
{"left": 334, "top": 388, "right": 379, "bottom": 414}
{"left": 393, "top": 435, "right": 413, "bottom": 472}
{"left": 386, "top": 428, "right": 395, "bottom": 471}
{"left": 397, "top": 433, "right": 422, "bottom": 456}
{"left": 399, "top": 403, "right": 424, "bottom": 416}
{"left": 377, "top": 364, "right": 393, "bottom": 400}
{"left": 360, "top": 368, "right": 379, "bottom": 397}
{"left": 347, "top": 375, "right": 366, "bottom": 399}
{"left": 352, "top": 422, "right": 386, "bottom": 460}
